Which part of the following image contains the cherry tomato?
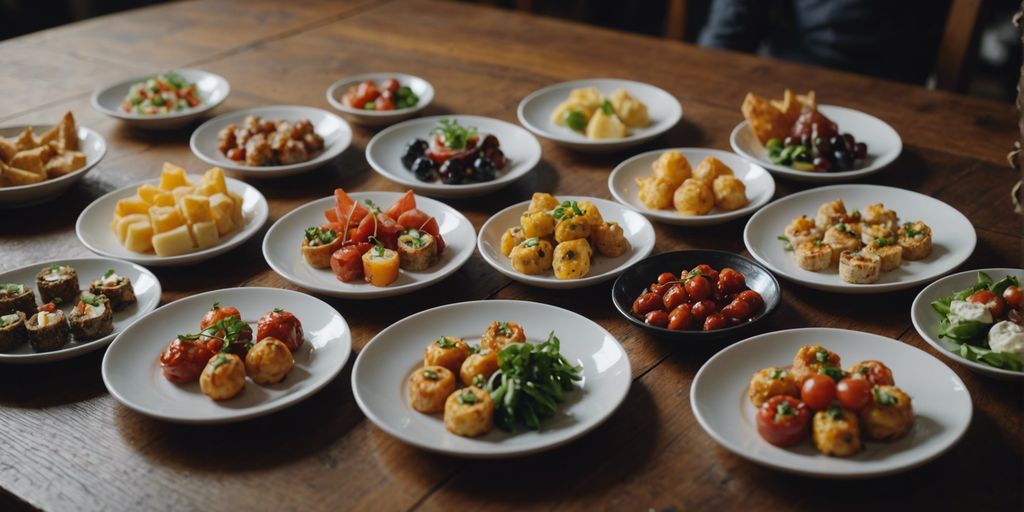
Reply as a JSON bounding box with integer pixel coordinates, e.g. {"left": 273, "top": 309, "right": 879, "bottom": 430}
{"left": 644, "top": 310, "right": 669, "bottom": 328}
{"left": 717, "top": 267, "right": 746, "bottom": 294}
{"left": 849, "top": 360, "right": 895, "bottom": 386}
{"left": 382, "top": 78, "right": 400, "bottom": 94}
{"left": 735, "top": 290, "right": 764, "bottom": 312}
{"left": 656, "top": 272, "right": 677, "bottom": 285}
{"left": 967, "top": 290, "right": 1006, "bottom": 318}
{"left": 226, "top": 148, "right": 245, "bottom": 161}
{"left": 256, "top": 309, "right": 304, "bottom": 352}
{"left": 632, "top": 292, "right": 662, "bottom": 316}
{"left": 691, "top": 264, "right": 719, "bottom": 283}
{"left": 668, "top": 304, "right": 693, "bottom": 330}
{"left": 649, "top": 283, "right": 670, "bottom": 296}
{"left": 721, "top": 298, "right": 752, "bottom": 320}
{"left": 703, "top": 313, "right": 728, "bottom": 331}
{"left": 355, "top": 80, "right": 381, "bottom": 105}
{"left": 375, "top": 96, "right": 395, "bottom": 111}
{"left": 690, "top": 299, "right": 717, "bottom": 321}
{"left": 836, "top": 378, "right": 872, "bottom": 412}
{"left": 662, "top": 284, "right": 688, "bottom": 311}
{"left": 1002, "top": 285, "right": 1022, "bottom": 308}
{"left": 685, "top": 276, "right": 712, "bottom": 302}
{"left": 800, "top": 374, "right": 837, "bottom": 411}
{"left": 200, "top": 303, "right": 242, "bottom": 331}
{"left": 756, "top": 396, "right": 811, "bottom": 447}
{"left": 159, "top": 338, "right": 216, "bottom": 384}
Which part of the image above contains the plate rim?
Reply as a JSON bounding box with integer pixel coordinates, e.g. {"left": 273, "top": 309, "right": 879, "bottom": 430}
{"left": 90, "top": 68, "right": 230, "bottom": 121}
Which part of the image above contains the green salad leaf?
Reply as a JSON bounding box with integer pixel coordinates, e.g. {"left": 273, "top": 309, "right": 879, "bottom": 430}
{"left": 959, "top": 345, "right": 1023, "bottom": 371}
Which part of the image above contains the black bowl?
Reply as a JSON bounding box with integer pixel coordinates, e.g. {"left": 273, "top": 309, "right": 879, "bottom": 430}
{"left": 611, "top": 249, "right": 781, "bottom": 341}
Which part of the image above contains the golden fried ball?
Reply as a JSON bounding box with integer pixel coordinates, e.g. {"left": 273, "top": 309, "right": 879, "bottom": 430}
{"left": 554, "top": 215, "right": 592, "bottom": 243}
{"left": 529, "top": 192, "right": 560, "bottom": 211}
{"left": 409, "top": 365, "right": 456, "bottom": 413}
{"left": 712, "top": 175, "right": 748, "bottom": 211}
{"left": 673, "top": 178, "right": 714, "bottom": 216}
{"left": 460, "top": 351, "right": 500, "bottom": 387}
{"left": 481, "top": 320, "right": 526, "bottom": 352}
{"left": 747, "top": 367, "right": 800, "bottom": 407}
{"left": 652, "top": 150, "right": 692, "bottom": 187}
{"left": 812, "top": 407, "right": 862, "bottom": 457}
{"left": 575, "top": 200, "right": 604, "bottom": 226}
{"left": 791, "top": 345, "right": 841, "bottom": 385}
{"left": 423, "top": 336, "right": 470, "bottom": 375}
{"left": 245, "top": 337, "right": 295, "bottom": 385}
{"left": 444, "top": 386, "right": 494, "bottom": 437}
{"left": 636, "top": 176, "right": 675, "bottom": 210}
{"left": 692, "top": 156, "right": 734, "bottom": 183}
{"left": 859, "top": 385, "right": 914, "bottom": 441}
{"left": 200, "top": 353, "right": 246, "bottom": 401}
{"left": 591, "top": 221, "right": 629, "bottom": 257}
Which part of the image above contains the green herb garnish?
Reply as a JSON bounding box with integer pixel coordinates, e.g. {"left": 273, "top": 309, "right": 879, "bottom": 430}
{"left": 497, "top": 321, "right": 512, "bottom": 337}
{"left": 552, "top": 200, "right": 584, "bottom": 221}
{"left": 563, "top": 110, "right": 586, "bottom": 132}
{"left": 103, "top": 269, "right": 115, "bottom": 278}
{"left": 818, "top": 366, "right": 844, "bottom": 382}
{"left": 431, "top": 119, "right": 477, "bottom": 150}
{"left": 825, "top": 405, "right": 844, "bottom": 421}
{"left": 457, "top": 390, "right": 478, "bottom": 405}
{"left": 777, "top": 235, "right": 793, "bottom": 252}
{"left": 304, "top": 226, "right": 338, "bottom": 246}
{"left": 486, "top": 331, "right": 581, "bottom": 432}
{"left": 774, "top": 400, "right": 796, "bottom": 423}
{"left": 79, "top": 292, "right": 102, "bottom": 307}
{"left": 472, "top": 374, "right": 486, "bottom": 387}
{"left": 436, "top": 337, "right": 457, "bottom": 349}
{"left": 769, "top": 368, "right": 785, "bottom": 380}
{"left": 873, "top": 387, "right": 899, "bottom": 406}
{"left": 600, "top": 100, "right": 614, "bottom": 116}
{"left": 522, "top": 238, "right": 540, "bottom": 248}
{"left": 273, "top": 308, "right": 283, "bottom": 314}
{"left": 814, "top": 349, "right": 830, "bottom": 363}
{"left": 423, "top": 369, "right": 439, "bottom": 381}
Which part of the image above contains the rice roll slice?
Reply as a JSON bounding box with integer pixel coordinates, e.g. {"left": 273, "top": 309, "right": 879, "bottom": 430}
{"left": 26, "top": 304, "right": 70, "bottom": 352}
{"left": 36, "top": 264, "right": 79, "bottom": 305}
{"left": 839, "top": 250, "right": 881, "bottom": 284}
{"left": 862, "top": 237, "right": 902, "bottom": 271}
{"left": 70, "top": 293, "right": 114, "bottom": 340}
{"left": 795, "top": 241, "right": 832, "bottom": 271}
{"left": 0, "top": 312, "right": 28, "bottom": 352}
{"left": 88, "top": 269, "right": 136, "bottom": 311}
{"left": 397, "top": 229, "right": 438, "bottom": 271}
{"left": 0, "top": 283, "right": 36, "bottom": 316}
{"left": 899, "top": 221, "right": 932, "bottom": 260}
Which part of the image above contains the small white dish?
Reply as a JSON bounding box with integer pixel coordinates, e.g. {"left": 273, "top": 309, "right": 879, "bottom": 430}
{"left": 517, "top": 78, "right": 682, "bottom": 153}
{"left": 691, "top": 327, "right": 972, "bottom": 478}
{"left": 743, "top": 184, "right": 975, "bottom": 293}
{"left": 91, "top": 69, "right": 230, "bottom": 130}
{"left": 190, "top": 105, "right": 352, "bottom": 178}
{"left": 0, "top": 257, "right": 160, "bottom": 364}
{"left": 366, "top": 115, "right": 541, "bottom": 198}
{"left": 730, "top": 105, "right": 901, "bottom": 183}
{"left": 608, "top": 148, "right": 775, "bottom": 226}
{"left": 102, "top": 287, "right": 352, "bottom": 424}
{"left": 911, "top": 268, "right": 1024, "bottom": 380}
{"left": 263, "top": 191, "right": 476, "bottom": 299}
{"left": 326, "top": 72, "right": 434, "bottom": 126}
{"left": 0, "top": 124, "right": 106, "bottom": 208}
{"left": 478, "top": 196, "right": 655, "bottom": 289}
{"left": 352, "top": 299, "right": 631, "bottom": 458}
{"left": 76, "top": 175, "right": 268, "bottom": 267}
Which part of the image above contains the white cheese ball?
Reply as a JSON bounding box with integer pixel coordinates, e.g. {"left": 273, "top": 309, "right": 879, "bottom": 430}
{"left": 988, "top": 321, "right": 1024, "bottom": 355}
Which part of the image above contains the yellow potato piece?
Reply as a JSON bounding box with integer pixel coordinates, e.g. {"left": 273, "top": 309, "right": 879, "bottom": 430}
{"left": 149, "top": 205, "right": 185, "bottom": 234}
{"left": 209, "top": 193, "right": 236, "bottom": 236}
{"left": 152, "top": 192, "right": 175, "bottom": 207}
{"left": 180, "top": 195, "right": 212, "bottom": 224}
{"left": 114, "top": 213, "right": 149, "bottom": 243}
{"left": 191, "top": 221, "right": 219, "bottom": 249}
{"left": 136, "top": 184, "right": 162, "bottom": 205}
{"left": 152, "top": 225, "right": 196, "bottom": 256}
{"left": 200, "top": 167, "right": 228, "bottom": 195}
{"left": 159, "top": 163, "right": 192, "bottom": 190}
{"left": 172, "top": 185, "right": 196, "bottom": 203}
{"left": 124, "top": 221, "right": 154, "bottom": 253}
{"left": 226, "top": 191, "right": 245, "bottom": 227}
{"left": 585, "top": 110, "right": 627, "bottom": 140}
{"left": 115, "top": 197, "right": 150, "bottom": 217}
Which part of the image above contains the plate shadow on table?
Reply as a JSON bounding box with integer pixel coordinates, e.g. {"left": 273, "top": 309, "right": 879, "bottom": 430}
{"left": 0, "top": 350, "right": 108, "bottom": 407}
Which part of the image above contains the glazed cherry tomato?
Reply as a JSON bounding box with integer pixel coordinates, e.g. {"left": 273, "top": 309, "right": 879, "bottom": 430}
{"left": 200, "top": 303, "right": 242, "bottom": 331}
{"left": 967, "top": 290, "right": 1006, "bottom": 318}
{"left": 355, "top": 80, "right": 381, "bottom": 105}
{"left": 632, "top": 292, "right": 662, "bottom": 316}
{"left": 657, "top": 272, "right": 677, "bottom": 285}
{"left": 690, "top": 299, "right": 717, "bottom": 321}
{"left": 375, "top": 96, "right": 395, "bottom": 111}
{"left": 800, "top": 374, "right": 837, "bottom": 411}
{"left": 849, "top": 360, "right": 895, "bottom": 386}
{"left": 703, "top": 313, "right": 729, "bottom": 331}
{"left": 382, "top": 78, "right": 400, "bottom": 94}
{"left": 717, "top": 267, "right": 746, "bottom": 294}
{"left": 668, "top": 304, "right": 693, "bottom": 330}
{"left": 756, "top": 396, "right": 811, "bottom": 447}
{"left": 691, "top": 264, "right": 719, "bottom": 283}
{"left": 662, "top": 284, "right": 688, "bottom": 311}
{"left": 721, "top": 298, "right": 752, "bottom": 320}
{"left": 685, "top": 276, "right": 712, "bottom": 302}
{"left": 1003, "top": 285, "right": 1022, "bottom": 308}
{"left": 735, "top": 290, "right": 764, "bottom": 312}
{"left": 257, "top": 308, "right": 304, "bottom": 352}
{"left": 644, "top": 310, "right": 669, "bottom": 328}
{"left": 649, "top": 283, "right": 670, "bottom": 296}
{"left": 836, "top": 378, "right": 872, "bottom": 412}
{"left": 159, "top": 338, "right": 216, "bottom": 384}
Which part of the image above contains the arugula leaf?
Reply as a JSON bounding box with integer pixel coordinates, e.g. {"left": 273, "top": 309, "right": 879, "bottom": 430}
{"left": 939, "top": 320, "right": 990, "bottom": 343}
{"left": 486, "top": 331, "right": 581, "bottom": 432}
{"left": 959, "top": 344, "right": 1024, "bottom": 371}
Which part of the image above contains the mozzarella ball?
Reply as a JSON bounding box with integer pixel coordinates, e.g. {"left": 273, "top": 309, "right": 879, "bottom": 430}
{"left": 244, "top": 337, "right": 295, "bottom": 385}
{"left": 812, "top": 407, "right": 862, "bottom": 457}
{"left": 481, "top": 320, "right": 526, "bottom": 352}
{"left": 460, "top": 351, "right": 500, "bottom": 387}
{"left": 859, "top": 385, "right": 914, "bottom": 441}
{"left": 673, "top": 178, "right": 714, "bottom": 216}
{"left": 409, "top": 365, "right": 456, "bottom": 414}
{"left": 200, "top": 353, "right": 246, "bottom": 401}
{"left": 591, "top": 221, "right": 630, "bottom": 257}
{"left": 423, "top": 336, "right": 471, "bottom": 375}
{"left": 712, "top": 175, "right": 748, "bottom": 211}
{"left": 444, "top": 386, "right": 495, "bottom": 437}
{"left": 651, "top": 150, "right": 692, "bottom": 187}
{"left": 692, "top": 156, "right": 734, "bottom": 183}
{"left": 636, "top": 176, "right": 675, "bottom": 210}
{"left": 747, "top": 367, "right": 800, "bottom": 407}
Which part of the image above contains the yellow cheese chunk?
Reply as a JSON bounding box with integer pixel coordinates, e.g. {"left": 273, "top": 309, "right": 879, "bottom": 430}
{"left": 115, "top": 197, "right": 150, "bottom": 217}
{"left": 200, "top": 167, "right": 228, "bottom": 195}
{"left": 124, "top": 221, "right": 154, "bottom": 253}
{"left": 151, "top": 225, "right": 196, "bottom": 256}
{"left": 191, "top": 221, "right": 219, "bottom": 249}
{"left": 136, "top": 184, "right": 162, "bottom": 205}
{"left": 180, "top": 195, "right": 212, "bottom": 224}
{"left": 171, "top": 185, "right": 196, "bottom": 203}
{"left": 149, "top": 205, "right": 185, "bottom": 234}
{"left": 114, "top": 213, "right": 149, "bottom": 243}
{"left": 195, "top": 182, "right": 218, "bottom": 197}
{"left": 209, "top": 193, "right": 236, "bottom": 236}
{"left": 226, "top": 191, "right": 245, "bottom": 227}
{"left": 159, "top": 163, "right": 192, "bottom": 190}
{"left": 152, "top": 192, "right": 175, "bottom": 207}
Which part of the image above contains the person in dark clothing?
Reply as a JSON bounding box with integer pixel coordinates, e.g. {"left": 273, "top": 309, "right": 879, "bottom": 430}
{"left": 697, "top": 0, "right": 951, "bottom": 84}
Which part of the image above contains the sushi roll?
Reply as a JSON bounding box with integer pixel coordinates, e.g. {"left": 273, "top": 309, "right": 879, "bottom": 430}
{"left": 69, "top": 292, "right": 113, "bottom": 340}
{"left": 88, "top": 269, "right": 136, "bottom": 311}
{"left": 794, "top": 241, "right": 833, "bottom": 271}
{"left": 0, "top": 312, "right": 28, "bottom": 352}
{"left": 822, "top": 224, "right": 861, "bottom": 266}
{"left": 783, "top": 215, "right": 821, "bottom": 248}
{"left": 25, "top": 304, "right": 70, "bottom": 352}
{"left": 0, "top": 283, "right": 36, "bottom": 316}
{"left": 35, "top": 264, "right": 79, "bottom": 305}
{"left": 396, "top": 229, "right": 438, "bottom": 271}
{"left": 863, "top": 237, "right": 902, "bottom": 271}
{"left": 838, "top": 250, "right": 881, "bottom": 284}
{"left": 899, "top": 221, "right": 932, "bottom": 260}
{"left": 300, "top": 226, "right": 343, "bottom": 269}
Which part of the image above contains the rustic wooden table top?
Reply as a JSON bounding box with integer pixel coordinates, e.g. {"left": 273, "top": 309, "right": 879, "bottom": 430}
{"left": 0, "top": 0, "right": 1021, "bottom": 510}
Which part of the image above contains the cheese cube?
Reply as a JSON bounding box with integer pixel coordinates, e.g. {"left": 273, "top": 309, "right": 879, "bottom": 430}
{"left": 200, "top": 167, "right": 228, "bottom": 195}
{"left": 149, "top": 205, "right": 185, "bottom": 234}
{"left": 115, "top": 213, "right": 149, "bottom": 243}
{"left": 136, "top": 184, "right": 162, "bottom": 205}
{"left": 152, "top": 192, "right": 175, "bottom": 207}
{"left": 159, "top": 163, "right": 192, "bottom": 190}
{"left": 125, "top": 221, "right": 154, "bottom": 253}
{"left": 115, "top": 197, "right": 150, "bottom": 217}
{"left": 226, "top": 191, "right": 245, "bottom": 227}
{"left": 172, "top": 185, "right": 196, "bottom": 203}
{"left": 196, "top": 182, "right": 219, "bottom": 197}
{"left": 180, "top": 195, "right": 212, "bottom": 224}
{"left": 209, "top": 193, "right": 236, "bottom": 236}
{"left": 151, "top": 225, "right": 196, "bottom": 256}
{"left": 191, "top": 221, "right": 219, "bottom": 249}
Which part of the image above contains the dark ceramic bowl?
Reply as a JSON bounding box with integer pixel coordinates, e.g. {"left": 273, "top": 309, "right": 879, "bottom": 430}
{"left": 611, "top": 250, "right": 781, "bottom": 341}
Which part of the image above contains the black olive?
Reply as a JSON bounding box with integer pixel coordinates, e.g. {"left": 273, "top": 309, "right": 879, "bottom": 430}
{"left": 401, "top": 139, "right": 429, "bottom": 170}
{"left": 481, "top": 134, "right": 500, "bottom": 149}
{"left": 483, "top": 147, "right": 506, "bottom": 169}
{"left": 472, "top": 156, "right": 498, "bottom": 182}
{"left": 411, "top": 156, "right": 436, "bottom": 181}
{"left": 438, "top": 159, "right": 465, "bottom": 185}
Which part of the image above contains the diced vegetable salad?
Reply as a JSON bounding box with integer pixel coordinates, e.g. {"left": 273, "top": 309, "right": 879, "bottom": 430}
{"left": 120, "top": 71, "right": 201, "bottom": 115}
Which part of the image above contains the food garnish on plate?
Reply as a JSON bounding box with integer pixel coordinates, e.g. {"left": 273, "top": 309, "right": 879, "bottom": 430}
{"left": 402, "top": 119, "right": 507, "bottom": 184}
{"left": 120, "top": 71, "right": 201, "bottom": 115}
{"left": 216, "top": 115, "right": 325, "bottom": 166}
{"left": 931, "top": 271, "right": 1023, "bottom": 371}
{"left": 550, "top": 87, "right": 649, "bottom": 140}
{"left": 635, "top": 150, "right": 749, "bottom": 216}
{"left": 0, "top": 111, "right": 86, "bottom": 187}
{"left": 630, "top": 263, "right": 765, "bottom": 331}
{"left": 341, "top": 77, "right": 419, "bottom": 111}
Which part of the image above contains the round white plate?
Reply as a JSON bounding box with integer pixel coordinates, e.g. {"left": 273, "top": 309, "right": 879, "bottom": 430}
{"left": 608, "top": 148, "right": 775, "bottom": 226}
{"left": 91, "top": 69, "right": 230, "bottom": 130}
{"left": 0, "top": 124, "right": 106, "bottom": 208}
{"left": 76, "top": 175, "right": 268, "bottom": 267}
{"left": 366, "top": 115, "right": 541, "bottom": 198}
{"left": 730, "top": 105, "right": 901, "bottom": 183}
{"left": 263, "top": 191, "right": 476, "bottom": 298}
{"left": 190, "top": 105, "right": 352, "bottom": 178}
{"left": 326, "top": 72, "right": 434, "bottom": 126}
{"left": 691, "top": 327, "right": 972, "bottom": 478}
{"left": 517, "top": 78, "right": 682, "bottom": 153}
{"left": 911, "top": 268, "right": 1024, "bottom": 380}
{"left": 478, "top": 196, "right": 655, "bottom": 289}
{"left": 0, "top": 257, "right": 160, "bottom": 364}
{"left": 102, "top": 287, "right": 352, "bottom": 424}
{"left": 352, "top": 299, "right": 631, "bottom": 458}
{"left": 743, "top": 184, "right": 975, "bottom": 293}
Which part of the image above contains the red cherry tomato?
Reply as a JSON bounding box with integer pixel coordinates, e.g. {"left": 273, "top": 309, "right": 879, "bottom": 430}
{"left": 382, "top": 78, "right": 400, "bottom": 94}
{"left": 800, "top": 374, "right": 838, "bottom": 411}
{"left": 717, "top": 267, "right": 746, "bottom": 294}
{"left": 836, "top": 378, "right": 872, "bottom": 412}
{"left": 200, "top": 303, "right": 242, "bottom": 331}
{"left": 685, "top": 276, "right": 712, "bottom": 302}
{"left": 256, "top": 309, "right": 304, "bottom": 352}
{"left": 644, "top": 310, "right": 669, "bottom": 328}
{"left": 330, "top": 242, "right": 372, "bottom": 282}
{"left": 967, "top": 290, "right": 1006, "bottom": 318}
{"left": 656, "top": 272, "right": 676, "bottom": 285}
{"left": 849, "top": 360, "right": 895, "bottom": 386}
{"left": 632, "top": 292, "right": 663, "bottom": 316}
{"left": 355, "top": 80, "right": 381, "bottom": 105}
{"left": 668, "top": 304, "right": 693, "bottom": 330}
{"left": 721, "top": 298, "right": 753, "bottom": 320}
{"left": 375, "top": 96, "right": 395, "bottom": 111}
{"left": 159, "top": 338, "right": 216, "bottom": 384}
{"left": 690, "top": 299, "right": 716, "bottom": 321}
{"left": 1003, "top": 285, "right": 1022, "bottom": 308}
{"left": 703, "top": 313, "right": 729, "bottom": 331}
{"left": 662, "top": 284, "right": 688, "bottom": 311}
{"left": 735, "top": 290, "right": 764, "bottom": 312}
{"left": 649, "top": 283, "right": 670, "bottom": 296}
{"left": 691, "top": 264, "right": 719, "bottom": 283}
{"left": 756, "top": 396, "right": 811, "bottom": 447}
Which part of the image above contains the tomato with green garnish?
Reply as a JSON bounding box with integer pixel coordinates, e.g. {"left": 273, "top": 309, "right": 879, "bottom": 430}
{"left": 756, "top": 396, "right": 811, "bottom": 447}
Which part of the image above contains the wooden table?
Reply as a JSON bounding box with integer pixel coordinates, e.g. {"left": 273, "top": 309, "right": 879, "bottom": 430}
{"left": 1, "top": 1, "right": 1021, "bottom": 510}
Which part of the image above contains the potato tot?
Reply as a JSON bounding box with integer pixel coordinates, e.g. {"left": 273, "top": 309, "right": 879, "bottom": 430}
{"left": 199, "top": 353, "right": 246, "bottom": 401}
{"left": 636, "top": 176, "right": 675, "bottom": 210}
{"left": 692, "top": 156, "right": 733, "bottom": 183}
{"left": 500, "top": 227, "right": 526, "bottom": 257}
{"left": 244, "top": 337, "right": 295, "bottom": 385}
{"left": 460, "top": 351, "right": 500, "bottom": 387}
{"left": 510, "top": 238, "right": 554, "bottom": 275}
{"left": 554, "top": 215, "right": 591, "bottom": 243}
{"left": 575, "top": 200, "right": 604, "bottom": 226}
{"left": 747, "top": 367, "right": 799, "bottom": 407}
{"left": 791, "top": 345, "right": 841, "bottom": 385}
{"left": 673, "top": 178, "right": 714, "bottom": 216}
{"left": 812, "top": 407, "right": 862, "bottom": 457}
{"left": 859, "top": 385, "right": 913, "bottom": 441}
{"left": 591, "top": 221, "right": 629, "bottom": 257}
{"left": 444, "top": 386, "right": 494, "bottom": 437}
{"left": 520, "top": 208, "right": 555, "bottom": 238}
{"left": 481, "top": 320, "right": 526, "bottom": 352}
{"left": 423, "top": 336, "right": 471, "bottom": 375}
{"left": 585, "top": 109, "right": 627, "bottom": 139}
{"left": 409, "top": 365, "right": 456, "bottom": 414}
{"left": 607, "top": 88, "right": 649, "bottom": 128}
{"left": 651, "top": 150, "right": 692, "bottom": 187}
{"left": 553, "top": 239, "right": 592, "bottom": 280}
{"left": 712, "top": 175, "right": 748, "bottom": 211}
{"left": 529, "top": 192, "right": 560, "bottom": 211}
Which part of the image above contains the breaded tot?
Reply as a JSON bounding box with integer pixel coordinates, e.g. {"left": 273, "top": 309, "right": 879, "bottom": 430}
{"left": 520, "top": 208, "right": 555, "bottom": 238}
{"left": 481, "top": 320, "right": 526, "bottom": 352}
{"left": 409, "top": 365, "right": 456, "bottom": 414}
{"left": 712, "top": 175, "right": 748, "bottom": 211}
{"left": 574, "top": 200, "right": 604, "bottom": 226}
{"left": 554, "top": 215, "right": 591, "bottom": 243}
{"left": 692, "top": 156, "right": 734, "bottom": 183}
{"left": 822, "top": 223, "right": 861, "bottom": 265}
{"left": 423, "top": 336, "right": 471, "bottom": 375}
{"left": 791, "top": 345, "right": 841, "bottom": 384}
{"left": 510, "top": 238, "right": 554, "bottom": 275}
{"left": 815, "top": 198, "right": 848, "bottom": 231}
{"left": 552, "top": 239, "right": 592, "bottom": 280}
{"left": 500, "top": 227, "right": 526, "bottom": 257}
{"left": 444, "top": 386, "right": 494, "bottom": 437}
{"left": 863, "top": 237, "right": 902, "bottom": 271}
{"left": 636, "top": 175, "right": 675, "bottom": 210}
{"left": 591, "top": 221, "right": 629, "bottom": 257}
{"left": 862, "top": 203, "right": 899, "bottom": 230}
{"left": 673, "top": 178, "right": 714, "bottom": 216}
{"left": 460, "top": 351, "right": 500, "bottom": 387}
{"left": 747, "top": 367, "right": 800, "bottom": 407}
{"left": 529, "top": 192, "right": 560, "bottom": 211}
{"left": 651, "top": 150, "right": 692, "bottom": 187}
{"left": 813, "top": 407, "right": 862, "bottom": 457}
{"left": 859, "top": 385, "right": 913, "bottom": 441}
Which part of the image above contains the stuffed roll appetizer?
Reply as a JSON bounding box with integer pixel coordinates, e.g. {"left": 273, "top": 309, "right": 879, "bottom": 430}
{"left": 69, "top": 292, "right": 114, "bottom": 340}
{"left": 899, "top": 221, "right": 932, "bottom": 260}
{"left": 26, "top": 303, "right": 70, "bottom": 352}
{"left": 88, "top": 269, "right": 136, "bottom": 311}
{"left": 35, "top": 265, "right": 79, "bottom": 305}
{"left": 300, "top": 226, "right": 342, "bottom": 269}
{"left": 0, "top": 283, "right": 36, "bottom": 316}
{"left": 0, "top": 312, "right": 28, "bottom": 351}
{"left": 838, "top": 250, "right": 881, "bottom": 284}
{"left": 396, "top": 229, "right": 438, "bottom": 271}
{"left": 794, "top": 240, "right": 832, "bottom": 271}
{"left": 409, "top": 365, "right": 456, "bottom": 414}
{"left": 362, "top": 243, "right": 400, "bottom": 287}
{"left": 444, "top": 386, "right": 494, "bottom": 438}
{"left": 862, "top": 237, "right": 902, "bottom": 272}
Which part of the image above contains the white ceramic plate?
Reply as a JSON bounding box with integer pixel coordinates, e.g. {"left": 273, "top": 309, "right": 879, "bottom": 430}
{"left": 0, "top": 124, "right": 106, "bottom": 208}
{"left": 76, "top": 175, "right": 268, "bottom": 267}
{"left": 91, "top": 69, "right": 230, "bottom": 130}
{"left": 743, "top": 185, "right": 975, "bottom": 293}
{"left": 326, "top": 72, "right": 434, "bottom": 126}
{"left": 608, "top": 148, "right": 775, "bottom": 226}
{"left": 730, "top": 105, "right": 901, "bottom": 183}
{"left": 352, "top": 300, "right": 631, "bottom": 458}
{"left": 0, "top": 257, "right": 160, "bottom": 364}
{"left": 102, "top": 287, "right": 352, "bottom": 424}
{"left": 263, "top": 191, "right": 476, "bottom": 298}
{"left": 911, "top": 268, "right": 1024, "bottom": 380}
{"left": 190, "top": 106, "right": 352, "bottom": 178}
{"left": 691, "top": 327, "right": 972, "bottom": 478}
{"left": 517, "top": 78, "right": 682, "bottom": 153}
{"left": 478, "top": 196, "right": 655, "bottom": 289}
{"left": 366, "top": 115, "right": 541, "bottom": 198}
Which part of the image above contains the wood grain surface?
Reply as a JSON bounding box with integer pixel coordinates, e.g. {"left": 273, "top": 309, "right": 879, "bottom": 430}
{"left": 0, "top": 0, "right": 1020, "bottom": 510}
